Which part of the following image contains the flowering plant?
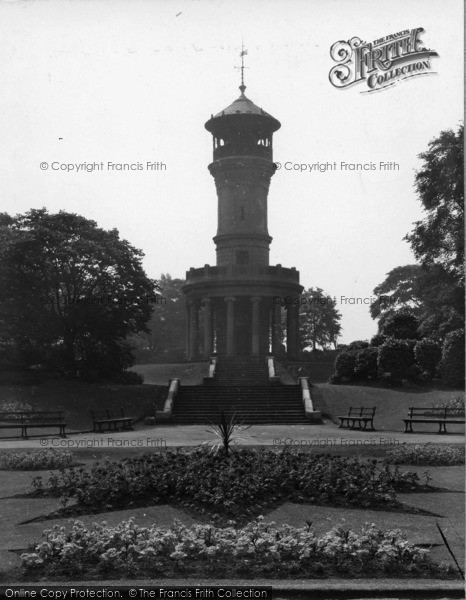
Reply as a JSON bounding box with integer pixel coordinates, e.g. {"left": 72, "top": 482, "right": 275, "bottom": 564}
{"left": 386, "top": 443, "right": 464, "bottom": 466}
{"left": 32, "top": 448, "right": 423, "bottom": 520}
{"left": 0, "top": 449, "right": 75, "bottom": 470}
{"left": 20, "top": 516, "right": 448, "bottom": 579}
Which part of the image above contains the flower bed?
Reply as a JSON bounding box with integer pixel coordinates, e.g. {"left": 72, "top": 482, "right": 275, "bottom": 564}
{"left": 0, "top": 449, "right": 75, "bottom": 471}
{"left": 385, "top": 443, "right": 465, "bottom": 466}
{"left": 0, "top": 400, "right": 33, "bottom": 414}
{"left": 427, "top": 396, "right": 465, "bottom": 417}
{"left": 32, "top": 448, "right": 420, "bottom": 521}
{"left": 21, "top": 517, "right": 448, "bottom": 579}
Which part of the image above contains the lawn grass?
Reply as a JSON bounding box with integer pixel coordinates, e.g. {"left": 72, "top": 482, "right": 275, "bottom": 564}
{"left": 1, "top": 446, "right": 464, "bottom": 582}
{"left": 0, "top": 366, "right": 463, "bottom": 437}
{"left": 0, "top": 362, "right": 209, "bottom": 435}
{"left": 0, "top": 380, "right": 166, "bottom": 433}
{"left": 315, "top": 382, "right": 465, "bottom": 433}
{"left": 0, "top": 362, "right": 463, "bottom": 583}
{"left": 0, "top": 442, "right": 463, "bottom": 464}
{"left": 133, "top": 362, "right": 209, "bottom": 385}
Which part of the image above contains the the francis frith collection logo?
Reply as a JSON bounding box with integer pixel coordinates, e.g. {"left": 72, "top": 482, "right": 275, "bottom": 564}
{"left": 329, "top": 27, "right": 438, "bottom": 93}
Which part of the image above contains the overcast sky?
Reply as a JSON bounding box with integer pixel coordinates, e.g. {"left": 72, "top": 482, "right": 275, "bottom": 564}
{"left": 0, "top": 0, "right": 463, "bottom": 343}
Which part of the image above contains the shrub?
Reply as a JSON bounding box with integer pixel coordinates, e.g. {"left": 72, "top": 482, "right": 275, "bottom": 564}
{"left": 381, "top": 312, "right": 419, "bottom": 340}
{"left": 354, "top": 347, "right": 379, "bottom": 379}
{"left": 20, "top": 517, "right": 444, "bottom": 578}
{"left": 333, "top": 351, "right": 357, "bottom": 381}
{"left": 114, "top": 370, "right": 144, "bottom": 385}
{"left": 346, "top": 340, "right": 370, "bottom": 351}
{"left": 415, "top": 338, "right": 442, "bottom": 378}
{"left": 79, "top": 340, "right": 136, "bottom": 382}
{"left": 0, "top": 449, "right": 75, "bottom": 470}
{"left": 386, "top": 443, "right": 465, "bottom": 466}
{"left": 32, "top": 448, "right": 422, "bottom": 519}
{"left": 441, "top": 329, "right": 465, "bottom": 387}
{"left": 405, "top": 364, "right": 430, "bottom": 383}
{"left": 377, "top": 339, "right": 415, "bottom": 382}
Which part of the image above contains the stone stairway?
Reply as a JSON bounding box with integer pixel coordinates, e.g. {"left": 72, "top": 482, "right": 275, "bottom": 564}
{"left": 168, "top": 357, "right": 316, "bottom": 424}
{"left": 170, "top": 383, "right": 310, "bottom": 424}
{"left": 213, "top": 358, "right": 270, "bottom": 386}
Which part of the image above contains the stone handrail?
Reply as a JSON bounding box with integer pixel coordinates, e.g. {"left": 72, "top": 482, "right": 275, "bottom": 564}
{"left": 156, "top": 378, "right": 180, "bottom": 421}
{"left": 267, "top": 355, "right": 280, "bottom": 383}
{"left": 299, "top": 377, "right": 322, "bottom": 421}
{"left": 208, "top": 356, "right": 217, "bottom": 379}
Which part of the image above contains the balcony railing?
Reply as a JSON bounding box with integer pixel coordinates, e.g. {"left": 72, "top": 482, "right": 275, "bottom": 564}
{"left": 185, "top": 264, "right": 299, "bottom": 282}
{"left": 213, "top": 144, "right": 272, "bottom": 161}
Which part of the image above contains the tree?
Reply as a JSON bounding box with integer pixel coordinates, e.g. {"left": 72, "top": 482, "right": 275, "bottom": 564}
{"left": 136, "top": 273, "right": 186, "bottom": 354}
{"left": 370, "top": 265, "right": 424, "bottom": 327}
{"left": 0, "top": 209, "right": 157, "bottom": 379}
{"left": 412, "top": 263, "right": 464, "bottom": 338}
{"left": 299, "top": 287, "right": 342, "bottom": 351}
{"left": 405, "top": 124, "right": 464, "bottom": 280}
{"left": 371, "top": 263, "right": 464, "bottom": 341}
{"left": 441, "top": 329, "right": 465, "bottom": 387}
{"left": 371, "top": 126, "right": 464, "bottom": 342}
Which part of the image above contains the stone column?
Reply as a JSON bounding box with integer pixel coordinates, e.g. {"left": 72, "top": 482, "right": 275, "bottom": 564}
{"left": 294, "top": 303, "right": 300, "bottom": 358}
{"left": 251, "top": 296, "right": 261, "bottom": 356}
{"left": 225, "top": 296, "right": 236, "bottom": 356}
{"left": 272, "top": 301, "right": 281, "bottom": 355}
{"left": 203, "top": 298, "right": 212, "bottom": 358}
{"left": 185, "top": 302, "right": 190, "bottom": 359}
{"left": 189, "top": 300, "right": 200, "bottom": 360}
{"left": 286, "top": 303, "right": 297, "bottom": 359}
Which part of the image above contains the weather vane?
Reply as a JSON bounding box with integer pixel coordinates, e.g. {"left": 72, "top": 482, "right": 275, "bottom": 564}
{"left": 235, "top": 41, "right": 248, "bottom": 94}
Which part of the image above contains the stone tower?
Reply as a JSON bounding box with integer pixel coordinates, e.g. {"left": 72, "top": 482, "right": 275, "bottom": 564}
{"left": 183, "top": 75, "right": 303, "bottom": 360}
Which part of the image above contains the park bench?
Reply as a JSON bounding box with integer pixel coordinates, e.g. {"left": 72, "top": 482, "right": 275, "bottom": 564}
{"left": 403, "top": 407, "right": 465, "bottom": 434}
{"left": 337, "top": 406, "right": 376, "bottom": 430}
{"left": 0, "top": 411, "right": 66, "bottom": 439}
{"left": 91, "top": 408, "right": 134, "bottom": 432}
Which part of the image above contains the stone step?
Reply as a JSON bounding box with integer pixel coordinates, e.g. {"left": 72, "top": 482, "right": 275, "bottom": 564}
{"left": 171, "top": 417, "right": 309, "bottom": 424}
{"left": 175, "top": 407, "right": 304, "bottom": 411}
{"left": 170, "top": 355, "right": 311, "bottom": 423}
{"left": 171, "top": 381, "right": 310, "bottom": 423}
{"left": 175, "top": 401, "right": 302, "bottom": 405}
{"left": 175, "top": 411, "right": 304, "bottom": 414}
{"left": 171, "top": 413, "right": 308, "bottom": 418}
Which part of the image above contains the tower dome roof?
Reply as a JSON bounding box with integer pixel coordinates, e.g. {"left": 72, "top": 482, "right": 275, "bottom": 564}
{"left": 214, "top": 92, "right": 273, "bottom": 118}
{"left": 205, "top": 90, "right": 280, "bottom": 133}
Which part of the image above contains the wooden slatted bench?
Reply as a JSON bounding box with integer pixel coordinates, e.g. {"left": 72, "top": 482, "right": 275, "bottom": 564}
{"left": 0, "top": 411, "right": 66, "bottom": 439}
{"left": 91, "top": 408, "right": 134, "bottom": 432}
{"left": 337, "top": 406, "right": 376, "bottom": 430}
{"left": 403, "top": 407, "right": 465, "bottom": 434}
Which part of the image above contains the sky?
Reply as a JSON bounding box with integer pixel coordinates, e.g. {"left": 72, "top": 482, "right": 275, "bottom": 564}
{"left": 0, "top": 0, "right": 463, "bottom": 343}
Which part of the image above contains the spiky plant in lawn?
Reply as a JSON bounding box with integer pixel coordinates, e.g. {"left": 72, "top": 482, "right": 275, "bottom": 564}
{"left": 204, "top": 410, "right": 251, "bottom": 458}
